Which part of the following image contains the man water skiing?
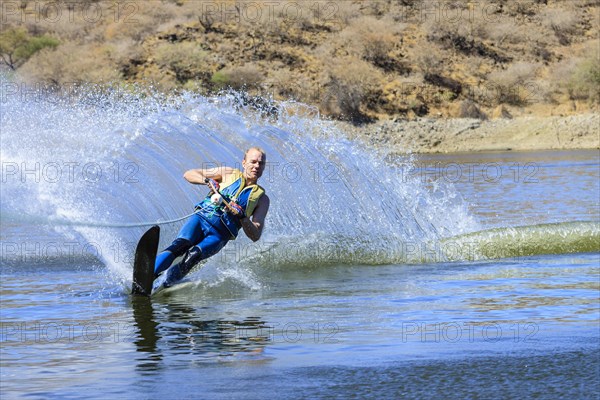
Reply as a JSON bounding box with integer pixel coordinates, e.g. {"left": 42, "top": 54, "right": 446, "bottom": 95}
{"left": 153, "top": 147, "right": 270, "bottom": 288}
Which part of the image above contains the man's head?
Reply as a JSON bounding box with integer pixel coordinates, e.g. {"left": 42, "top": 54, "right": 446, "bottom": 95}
{"left": 242, "top": 147, "right": 266, "bottom": 184}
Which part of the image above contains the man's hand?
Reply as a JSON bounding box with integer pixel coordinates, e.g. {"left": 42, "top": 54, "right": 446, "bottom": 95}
{"left": 228, "top": 201, "right": 246, "bottom": 219}
{"left": 206, "top": 178, "right": 220, "bottom": 193}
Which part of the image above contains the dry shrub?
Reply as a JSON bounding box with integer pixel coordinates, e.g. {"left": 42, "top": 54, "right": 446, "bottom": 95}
{"left": 415, "top": 50, "right": 444, "bottom": 75}
{"left": 136, "top": 64, "right": 178, "bottom": 92}
{"left": 450, "top": 100, "right": 487, "bottom": 119}
{"left": 316, "top": 15, "right": 406, "bottom": 72}
{"left": 136, "top": 1, "right": 180, "bottom": 25}
{"left": 485, "top": 20, "right": 527, "bottom": 45}
{"left": 193, "top": 0, "right": 342, "bottom": 35}
{"left": 531, "top": 43, "right": 554, "bottom": 63}
{"left": 380, "top": 76, "right": 429, "bottom": 116}
{"left": 160, "top": 0, "right": 199, "bottom": 22}
{"left": 321, "top": 57, "right": 384, "bottom": 123}
{"left": 265, "top": 68, "right": 319, "bottom": 103}
{"left": 108, "top": 39, "right": 144, "bottom": 78}
{"left": 104, "top": 19, "right": 157, "bottom": 43}
{"left": 19, "top": 42, "right": 121, "bottom": 84}
{"left": 331, "top": 2, "right": 366, "bottom": 26}
{"left": 488, "top": 62, "right": 541, "bottom": 105}
{"left": 104, "top": 1, "right": 179, "bottom": 42}
{"left": 461, "top": 55, "right": 494, "bottom": 81}
{"left": 472, "top": 4, "right": 558, "bottom": 48}
{"left": 358, "top": 16, "right": 405, "bottom": 70}
{"left": 422, "top": 3, "right": 473, "bottom": 41}
{"left": 552, "top": 55, "right": 600, "bottom": 103}
{"left": 288, "top": 1, "right": 348, "bottom": 32}
{"left": 153, "top": 41, "right": 207, "bottom": 82}
{"left": 569, "top": 58, "right": 600, "bottom": 102}
{"left": 424, "top": 73, "right": 462, "bottom": 98}
{"left": 423, "top": 7, "right": 511, "bottom": 63}
{"left": 540, "top": 8, "right": 581, "bottom": 45}
{"left": 5, "top": 2, "right": 128, "bottom": 42}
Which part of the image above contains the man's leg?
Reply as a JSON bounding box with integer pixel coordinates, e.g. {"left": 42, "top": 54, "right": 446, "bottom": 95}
{"left": 154, "top": 214, "right": 204, "bottom": 277}
{"left": 154, "top": 238, "right": 193, "bottom": 277}
{"left": 160, "top": 222, "right": 229, "bottom": 286}
{"left": 179, "top": 233, "right": 229, "bottom": 277}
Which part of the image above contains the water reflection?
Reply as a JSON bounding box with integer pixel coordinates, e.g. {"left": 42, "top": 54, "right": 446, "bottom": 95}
{"left": 130, "top": 298, "right": 272, "bottom": 372}
{"left": 131, "top": 297, "right": 162, "bottom": 373}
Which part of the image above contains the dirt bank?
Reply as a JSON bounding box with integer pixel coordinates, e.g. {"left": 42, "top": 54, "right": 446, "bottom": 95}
{"left": 338, "top": 113, "right": 599, "bottom": 154}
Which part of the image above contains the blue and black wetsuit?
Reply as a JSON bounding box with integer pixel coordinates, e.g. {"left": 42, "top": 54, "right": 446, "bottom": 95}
{"left": 153, "top": 169, "right": 265, "bottom": 286}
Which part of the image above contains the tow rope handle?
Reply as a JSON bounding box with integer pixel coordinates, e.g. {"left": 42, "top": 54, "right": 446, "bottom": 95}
{"left": 205, "top": 178, "right": 242, "bottom": 216}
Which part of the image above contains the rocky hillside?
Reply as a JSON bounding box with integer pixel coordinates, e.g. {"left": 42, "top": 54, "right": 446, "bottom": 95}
{"left": 2, "top": 0, "right": 599, "bottom": 124}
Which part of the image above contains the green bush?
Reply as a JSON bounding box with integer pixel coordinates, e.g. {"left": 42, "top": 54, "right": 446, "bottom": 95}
{"left": 0, "top": 28, "right": 59, "bottom": 70}
{"left": 210, "top": 64, "right": 264, "bottom": 91}
{"left": 210, "top": 71, "right": 229, "bottom": 87}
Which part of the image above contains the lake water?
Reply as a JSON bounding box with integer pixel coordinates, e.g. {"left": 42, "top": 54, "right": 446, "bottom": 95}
{"left": 1, "top": 88, "right": 598, "bottom": 399}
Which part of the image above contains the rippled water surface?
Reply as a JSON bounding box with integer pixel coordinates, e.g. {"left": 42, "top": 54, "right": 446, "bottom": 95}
{"left": 1, "top": 87, "right": 598, "bottom": 399}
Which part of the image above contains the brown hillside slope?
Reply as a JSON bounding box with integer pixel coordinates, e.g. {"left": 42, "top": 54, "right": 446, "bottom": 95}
{"left": 1, "top": 0, "right": 598, "bottom": 151}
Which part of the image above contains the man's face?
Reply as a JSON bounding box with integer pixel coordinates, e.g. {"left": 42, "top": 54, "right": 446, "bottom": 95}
{"left": 242, "top": 149, "right": 266, "bottom": 182}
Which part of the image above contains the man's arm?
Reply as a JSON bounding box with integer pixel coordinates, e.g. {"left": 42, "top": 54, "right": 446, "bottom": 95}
{"left": 240, "top": 195, "right": 270, "bottom": 242}
{"left": 183, "top": 166, "right": 236, "bottom": 184}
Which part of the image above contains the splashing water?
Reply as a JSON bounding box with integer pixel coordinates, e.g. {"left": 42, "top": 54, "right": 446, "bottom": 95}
{"left": 0, "top": 79, "right": 478, "bottom": 290}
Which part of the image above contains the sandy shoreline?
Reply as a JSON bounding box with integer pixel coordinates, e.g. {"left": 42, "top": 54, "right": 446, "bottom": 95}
{"left": 337, "top": 113, "right": 599, "bottom": 154}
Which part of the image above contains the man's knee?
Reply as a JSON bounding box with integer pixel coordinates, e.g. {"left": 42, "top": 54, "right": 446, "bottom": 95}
{"left": 165, "top": 238, "right": 193, "bottom": 256}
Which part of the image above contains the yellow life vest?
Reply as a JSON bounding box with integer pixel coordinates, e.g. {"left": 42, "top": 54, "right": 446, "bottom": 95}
{"left": 219, "top": 169, "right": 265, "bottom": 219}
{"left": 196, "top": 169, "right": 265, "bottom": 239}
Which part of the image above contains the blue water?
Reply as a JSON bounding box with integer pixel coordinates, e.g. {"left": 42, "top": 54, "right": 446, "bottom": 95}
{"left": 1, "top": 86, "right": 599, "bottom": 399}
